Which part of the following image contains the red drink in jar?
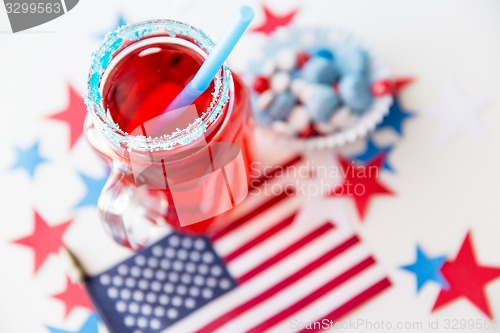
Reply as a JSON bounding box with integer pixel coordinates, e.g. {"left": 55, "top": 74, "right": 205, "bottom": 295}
{"left": 85, "top": 21, "right": 253, "bottom": 249}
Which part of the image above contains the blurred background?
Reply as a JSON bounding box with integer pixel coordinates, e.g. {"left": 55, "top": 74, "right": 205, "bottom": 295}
{"left": 1, "top": 0, "right": 499, "bottom": 332}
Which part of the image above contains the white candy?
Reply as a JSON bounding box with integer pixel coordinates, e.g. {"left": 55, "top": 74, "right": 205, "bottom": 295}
{"left": 276, "top": 49, "right": 297, "bottom": 72}
{"left": 298, "top": 83, "right": 317, "bottom": 104}
{"left": 330, "top": 106, "right": 357, "bottom": 129}
{"left": 287, "top": 106, "right": 310, "bottom": 132}
{"left": 313, "top": 122, "right": 335, "bottom": 135}
{"left": 274, "top": 28, "right": 289, "bottom": 41}
{"left": 290, "top": 79, "right": 309, "bottom": 97}
{"left": 272, "top": 121, "right": 297, "bottom": 136}
{"left": 301, "top": 31, "right": 316, "bottom": 46}
{"left": 256, "top": 90, "right": 275, "bottom": 110}
{"left": 314, "top": 106, "right": 360, "bottom": 135}
{"left": 270, "top": 71, "right": 291, "bottom": 93}
{"left": 261, "top": 59, "right": 277, "bottom": 76}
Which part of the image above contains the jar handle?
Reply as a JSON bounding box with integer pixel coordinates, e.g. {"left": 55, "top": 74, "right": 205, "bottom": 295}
{"left": 97, "top": 166, "right": 169, "bottom": 250}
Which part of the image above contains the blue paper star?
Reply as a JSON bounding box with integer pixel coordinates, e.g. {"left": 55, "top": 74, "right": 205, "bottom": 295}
{"left": 96, "top": 14, "right": 128, "bottom": 40}
{"left": 10, "top": 140, "right": 48, "bottom": 178}
{"left": 351, "top": 138, "right": 395, "bottom": 172}
{"left": 74, "top": 171, "right": 108, "bottom": 208}
{"left": 46, "top": 314, "right": 99, "bottom": 333}
{"left": 377, "top": 97, "right": 414, "bottom": 136}
{"left": 401, "top": 244, "right": 449, "bottom": 293}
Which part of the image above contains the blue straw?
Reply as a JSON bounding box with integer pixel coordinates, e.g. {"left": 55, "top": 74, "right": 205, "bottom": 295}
{"left": 165, "top": 6, "right": 255, "bottom": 112}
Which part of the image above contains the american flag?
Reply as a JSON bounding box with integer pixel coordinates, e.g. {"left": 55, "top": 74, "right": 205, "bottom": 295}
{"left": 83, "top": 155, "right": 391, "bottom": 333}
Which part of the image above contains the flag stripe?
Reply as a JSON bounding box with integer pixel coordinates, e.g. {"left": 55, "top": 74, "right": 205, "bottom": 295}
{"left": 223, "top": 212, "right": 298, "bottom": 263}
{"left": 164, "top": 229, "right": 357, "bottom": 333}
{"left": 245, "top": 257, "right": 375, "bottom": 333}
{"left": 237, "top": 223, "right": 335, "bottom": 284}
{"left": 213, "top": 194, "right": 300, "bottom": 258}
{"left": 249, "top": 155, "right": 303, "bottom": 189}
{"left": 217, "top": 255, "right": 384, "bottom": 333}
{"left": 265, "top": 266, "right": 388, "bottom": 333}
{"left": 224, "top": 219, "right": 328, "bottom": 278}
{"left": 297, "top": 278, "right": 392, "bottom": 333}
{"left": 211, "top": 190, "right": 293, "bottom": 241}
{"left": 195, "top": 234, "right": 360, "bottom": 333}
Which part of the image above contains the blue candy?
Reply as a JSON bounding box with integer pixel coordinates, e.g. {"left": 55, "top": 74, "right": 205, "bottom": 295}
{"left": 304, "top": 85, "right": 339, "bottom": 122}
{"left": 339, "top": 75, "right": 373, "bottom": 114}
{"left": 254, "top": 108, "right": 274, "bottom": 126}
{"left": 315, "top": 48, "right": 334, "bottom": 60}
{"left": 300, "top": 57, "right": 339, "bottom": 85}
{"left": 266, "top": 91, "right": 297, "bottom": 121}
{"left": 337, "top": 46, "right": 370, "bottom": 76}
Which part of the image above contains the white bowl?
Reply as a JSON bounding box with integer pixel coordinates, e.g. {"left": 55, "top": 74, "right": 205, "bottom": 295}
{"left": 246, "top": 26, "right": 393, "bottom": 151}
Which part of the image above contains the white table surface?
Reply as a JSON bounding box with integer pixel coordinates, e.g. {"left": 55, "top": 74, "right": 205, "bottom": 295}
{"left": 1, "top": 0, "right": 499, "bottom": 332}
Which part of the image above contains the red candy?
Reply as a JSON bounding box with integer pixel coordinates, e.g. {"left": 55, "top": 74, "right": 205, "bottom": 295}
{"left": 296, "top": 52, "right": 310, "bottom": 69}
{"left": 371, "top": 80, "right": 392, "bottom": 96}
{"left": 252, "top": 76, "right": 270, "bottom": 93}
{"left": 332, "top": 82, "right": 339, "bottom": 94}
{"left": 298, "top": 123, "right": 319, "bottom": 138}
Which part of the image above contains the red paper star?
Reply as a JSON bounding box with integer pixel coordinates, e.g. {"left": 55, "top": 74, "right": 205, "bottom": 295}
{"left": 372, "top": 77, "right": 415, "bottom": 96}
{"left": 328, "top": 154, "right": 394, "bottom": 219}
{"left": 12, "top": 211, "right": 73, "bottom": 274}
{"left": 47, "top": 85, "right": 87, "bottom": 149}
{"left": 52, "top": 277, "right": 94, "bottom": 318}
{"left": 251, "top": 5, "right": 298, "bottom": 35}
{"left": 432, "top": 232, "right": 500, "bottom": 318}
{"left": 393, "top": 77, "right": 414, "bottom": 93}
